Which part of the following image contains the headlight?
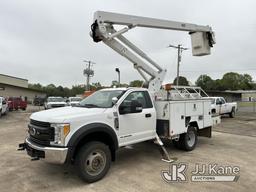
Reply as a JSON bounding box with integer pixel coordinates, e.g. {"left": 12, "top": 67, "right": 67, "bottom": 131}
{"left": 50, "top": 123, "right": 70, "bottom": 146}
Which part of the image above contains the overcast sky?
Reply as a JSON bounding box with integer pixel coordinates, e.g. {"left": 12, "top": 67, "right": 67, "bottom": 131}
{"left": 0, "top": 0, "right": 256, "bottom": 87}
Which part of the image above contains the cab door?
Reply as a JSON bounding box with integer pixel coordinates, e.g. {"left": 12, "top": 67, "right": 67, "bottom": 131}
{"left": 215, "top": 98, "right": 222, "bottom": 114}
{"left": 117, "top": 91, "right": 156, "bottom": 146}
{"left": 220, "top": 97, "right": 228, "bottom": 114}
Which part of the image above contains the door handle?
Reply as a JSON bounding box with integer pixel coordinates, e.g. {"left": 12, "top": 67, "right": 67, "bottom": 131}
{"left": 145, "top": 113, "right": 152, "bottom": 118}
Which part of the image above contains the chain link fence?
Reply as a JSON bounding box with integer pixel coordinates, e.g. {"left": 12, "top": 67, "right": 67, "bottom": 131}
{"left": 237, "top": 101, "right": 256, "bottom": 113}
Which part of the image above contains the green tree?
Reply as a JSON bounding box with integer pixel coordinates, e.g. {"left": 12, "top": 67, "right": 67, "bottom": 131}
{"left": 70, "top": 85, "right": 85, "bottom": 96}
{"left": 111, "top": 80, "right": 119, "bottom": 87}
{"left": 28, "top": 83, "right": 42, "bottom": 91}
{"left": 173, "top": 76, "right": 189, "bottom": 86}
{"left": 195, "top": 75, "right": 214, "bottom": 90}
{"left": 221, "top": 72, "right": 253, "bottom": 90}
{"left": 212, "top": 79, "right": 225, "bottom": 91}
{"left": 129, "top": 80, "right": 144, "bottom": 87}
{"left": 240, "top": 74, "right": 253, "bottom": 90}
{"left": 91, "top": 82, "right": 102, "bottom": 90}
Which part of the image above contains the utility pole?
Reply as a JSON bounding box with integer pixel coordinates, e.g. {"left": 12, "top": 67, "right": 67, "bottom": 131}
{"left": 167, "top": 44, "right": 188, "bottom": 86}
{"left": 83, "top": 60, "right": 95, "bottom": 91}
{"left": 115, "top": 68, "right": 120, "bottom": 87}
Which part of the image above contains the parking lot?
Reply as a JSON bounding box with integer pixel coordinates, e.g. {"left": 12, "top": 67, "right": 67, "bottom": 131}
{"left": 0, "top": 106, "right": 255, "bottom": 192}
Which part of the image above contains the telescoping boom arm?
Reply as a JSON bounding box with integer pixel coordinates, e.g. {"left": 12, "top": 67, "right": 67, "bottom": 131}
{"left": 91, "top": 11, "right": 215, "bottom": 92}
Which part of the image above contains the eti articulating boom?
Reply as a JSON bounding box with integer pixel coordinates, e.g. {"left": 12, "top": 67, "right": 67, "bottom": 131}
{"left": 19, "top": 11, "right": 216, "bottom": 183}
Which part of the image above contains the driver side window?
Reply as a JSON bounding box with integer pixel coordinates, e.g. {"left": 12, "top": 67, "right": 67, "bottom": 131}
{"left": 216, "top": 98, "right": 221, "bottom": 105}
{"left": 120, "top": 91, "right": 153, "bottom": 109}
{"left": 220, "top": 98, "right": 225, "bottom": 104}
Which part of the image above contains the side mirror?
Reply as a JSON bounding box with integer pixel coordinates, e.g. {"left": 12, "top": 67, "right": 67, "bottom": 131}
{"left": 119, "top": 100, "right": 142, "bottom": 114}
{"left": 112, "top": 97, "right": 118, "bottom": 105}
{"left": 131, "top": 100, "right": 143, "bottom": 113}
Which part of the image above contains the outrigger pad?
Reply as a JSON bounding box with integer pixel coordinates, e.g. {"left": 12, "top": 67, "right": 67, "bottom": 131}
{"left": 159, "top": 146, "right": 177, "bottom": 163}
{"left": 162, "top": 157, "right": 178, "bottom": 163}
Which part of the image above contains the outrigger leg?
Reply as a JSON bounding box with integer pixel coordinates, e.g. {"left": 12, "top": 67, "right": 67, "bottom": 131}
{"left": 154, "top": 134, "right": 177, "bottom": 163}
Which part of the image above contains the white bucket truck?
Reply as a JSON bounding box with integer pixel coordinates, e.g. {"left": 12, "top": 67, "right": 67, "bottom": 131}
{"left": 19, "top": 11, "right": 217, "bottom": 183}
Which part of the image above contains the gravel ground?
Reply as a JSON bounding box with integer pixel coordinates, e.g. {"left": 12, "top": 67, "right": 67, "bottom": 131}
{"left": 0, "top": 106, "right": 255, "bottom": 192}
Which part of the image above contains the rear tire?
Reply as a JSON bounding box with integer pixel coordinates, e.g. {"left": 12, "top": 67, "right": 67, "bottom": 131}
{"left": 75, "top": 141, "right": 111, "bottom": 183}
{"left": 229, "top": 108, "right": 235, "bottom": 118}
{"left": 179, "top": 126, "right": 198, "bottom": 151}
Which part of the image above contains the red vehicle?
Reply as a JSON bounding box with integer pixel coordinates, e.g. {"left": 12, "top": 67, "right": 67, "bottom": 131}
{"left": 8, "top": 97, "right": 27, "bottom": 111}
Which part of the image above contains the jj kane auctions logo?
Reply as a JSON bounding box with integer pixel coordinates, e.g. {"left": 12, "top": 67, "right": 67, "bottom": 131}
{"left": 161, "top": 163, "right": 240, "bottom": 182}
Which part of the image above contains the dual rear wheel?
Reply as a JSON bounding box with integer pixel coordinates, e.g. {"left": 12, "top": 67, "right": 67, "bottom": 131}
{"left": 173, "top": 126, "right": 198, "bottom": 151}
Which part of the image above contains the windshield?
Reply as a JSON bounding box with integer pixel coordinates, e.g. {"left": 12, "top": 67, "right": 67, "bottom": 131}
{"left": 70, "top": 97, "right": 82, "bottom": 102}
{"left": 79, "top": 90, "right": 126, "bottom": 108}
{"left": 47, "top": 97, "right": 64, "bottom": 102}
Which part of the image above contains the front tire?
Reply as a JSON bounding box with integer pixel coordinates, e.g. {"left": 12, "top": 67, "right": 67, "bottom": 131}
{"left": 75, "top": 141, "right": 111, "bottom": 183}
{"left": 179, "top": 126, "right": 198, "bottom": 151}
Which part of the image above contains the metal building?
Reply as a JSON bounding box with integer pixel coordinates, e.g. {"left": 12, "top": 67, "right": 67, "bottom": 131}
{"left": 0, "top": 74, "right": 46, "bottom": 103}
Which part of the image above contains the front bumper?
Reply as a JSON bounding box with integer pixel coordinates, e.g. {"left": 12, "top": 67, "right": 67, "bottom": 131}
{"left": 19, "top": 137, "right": 68, "bottom": 164}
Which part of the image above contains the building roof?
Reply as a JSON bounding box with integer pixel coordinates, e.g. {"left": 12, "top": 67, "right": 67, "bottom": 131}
{"left": 0, "top": 74, "right": 28, "bottom": 81}
{"left": 224, "top": 90, "right": 256, "bottom": 94}
{"left": 0, "top": 83, "right": 45, "bottom": 93}
{"left": 0, "top": 74, "right": 28, "bottom": 88}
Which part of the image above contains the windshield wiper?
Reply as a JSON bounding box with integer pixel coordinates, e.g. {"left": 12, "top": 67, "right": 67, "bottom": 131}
{"left": 80, "top": 104, "right": 101, "bottom": 108}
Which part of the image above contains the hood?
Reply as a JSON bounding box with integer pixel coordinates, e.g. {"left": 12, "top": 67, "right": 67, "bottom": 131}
{"left": 30, "top": 106, "right": 107, "bottom": 123}
{"left": 70, "top": 101, "right": 80, "bottom": 104}
{"left": 47, "top": 102, "right": 66, "bottom": 105}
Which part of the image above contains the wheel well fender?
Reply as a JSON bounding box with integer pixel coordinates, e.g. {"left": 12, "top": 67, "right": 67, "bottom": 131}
{"left": 66, "top": 123, "right": 118, "bottom": 163}
{"left": 188, "top": 121, "right": 199, "bottom": 131}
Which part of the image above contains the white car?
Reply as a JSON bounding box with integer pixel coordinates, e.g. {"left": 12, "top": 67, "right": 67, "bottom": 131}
{"left": 67, "top": 97, "right": 82, "bottom": 107}
{"left": 210, "top": 97, "right": 237, "bottom": 118}
{"left": 0, "top": 97, "right": 8, "bottom": 117}
{"left": 44, "top": 97, "right": 67, "bottom": 110}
